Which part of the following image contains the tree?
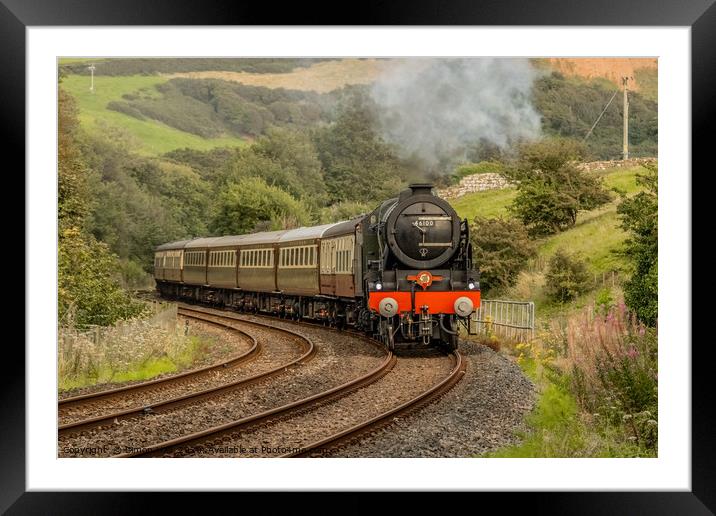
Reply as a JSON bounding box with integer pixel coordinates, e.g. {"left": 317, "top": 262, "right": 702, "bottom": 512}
{"left": 507, "top": 138, "right": 612, "bottom": 236}
{"left": 617, "top": 163, "right": 658, "bottom": 326}
{"left": 312, "top": 90, "right": 406, "bottom": 204}
{"left": 544, "top": 248, "right": 591, "bottom": 303}
{"left": 319, "top": 201, "right": 372, "bottom": 224}
{"left": 252, "top": 128, "right": 328, "bottom": 207}
{"left": 209, "top": 177, "right": 312, "bottom": 235}
{"left": 470, "top": 217, "right": 536, "bottom": 294}
{"left": 58, "top": 89, "right": 145, "bottom": 327}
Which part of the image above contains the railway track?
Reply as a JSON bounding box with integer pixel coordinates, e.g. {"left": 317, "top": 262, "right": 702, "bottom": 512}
{"left": 59, "top": 307, "right": 315, "bottom": 436}
{"left": 60, "top": 302, "right": 467, "bottom": 458}
{"left": 117, "top": 344, "right": 462, "bottom": 458}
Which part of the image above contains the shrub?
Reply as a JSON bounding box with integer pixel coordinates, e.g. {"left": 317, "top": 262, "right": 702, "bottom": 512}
{"left": 507, "top": 138, "right": 612, "bottom": 237}
{"left": 595, "top": 287, "right": 615, "bottom": 316}
{"left": 617, "top": 163, "right": 658, "bottom": 326}
{"left": 470, "top": 217, "right": 536, "bottom": 294}
{"left": 106, "top": 100, "right": 147, "bottom": 120}
{"left": 209, "top": 176, "right": 312, "bottom": 235}
{"left": 544, "top": 249, "right": 591, "bottom": 303}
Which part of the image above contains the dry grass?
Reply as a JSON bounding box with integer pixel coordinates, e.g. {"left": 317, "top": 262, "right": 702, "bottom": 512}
{"left": 58, "top": 302, "right": 204, "bottom": 390}
{"left": 540, "top": 58, "right": 657, "bottom": 92}
{"left": 167, "top": 58, "right": 396, "bottom": 93}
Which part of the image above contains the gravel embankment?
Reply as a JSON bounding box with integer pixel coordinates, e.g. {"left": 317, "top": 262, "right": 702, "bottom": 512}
{"left": 58, "top": 319, "right": 385, "bottom": 457}
{"left": 332, "top": 340, "right": 536, "bottom": 457}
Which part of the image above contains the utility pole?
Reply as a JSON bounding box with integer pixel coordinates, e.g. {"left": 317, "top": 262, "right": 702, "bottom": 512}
{"left": 88, "top": 64, "right": 96, "bottom": 93}
{"left": 622, "top": 76, "right": 629, "bottom": 160}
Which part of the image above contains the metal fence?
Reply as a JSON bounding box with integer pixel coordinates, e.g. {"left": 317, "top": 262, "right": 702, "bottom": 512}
{"left": 473, "top": 299, "right": 535, "bottom": 342}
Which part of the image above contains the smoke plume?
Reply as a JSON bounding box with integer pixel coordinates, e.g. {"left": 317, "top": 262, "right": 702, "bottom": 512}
{"left": 370, "top": 58, "right": 542, "bottom": 169}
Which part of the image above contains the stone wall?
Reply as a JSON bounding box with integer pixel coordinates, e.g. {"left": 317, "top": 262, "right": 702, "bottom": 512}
{"left": 575, "top": 157, "right": 657, "bottom": 172}
{"left": 436, "top": 157, "right": 657, "bottom": 200}
{"left": 436, "top": 173, "right": 513, "bottom": 200}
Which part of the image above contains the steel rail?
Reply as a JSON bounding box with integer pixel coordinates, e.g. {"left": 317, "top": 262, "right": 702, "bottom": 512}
{"left": 59, "top": 309, "right": 316, "bottom": 437}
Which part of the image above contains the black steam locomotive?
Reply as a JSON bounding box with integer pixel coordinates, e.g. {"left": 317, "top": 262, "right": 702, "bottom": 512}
{"left": 154, "top": 183, "right": 480, "bottom": 350}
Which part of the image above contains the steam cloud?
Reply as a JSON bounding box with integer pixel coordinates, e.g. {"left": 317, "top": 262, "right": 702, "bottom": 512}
{"left": 371, "top": 58, "right": 542, "bottom": 168}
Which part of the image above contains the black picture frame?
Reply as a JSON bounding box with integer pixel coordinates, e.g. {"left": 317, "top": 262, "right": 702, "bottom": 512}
{"left": 6, "top": 1, "right": 711, "bottom": 512}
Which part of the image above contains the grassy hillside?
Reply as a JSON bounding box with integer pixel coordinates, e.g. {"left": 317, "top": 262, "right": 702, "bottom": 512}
{"left": 450, "top": 188, "right": 517, "bottom": 220}
{"left": 455, "top": 165, "right": 646, "bottom": 314}
{"left": 61, "top": 74, "right": 246, "bottom": 155}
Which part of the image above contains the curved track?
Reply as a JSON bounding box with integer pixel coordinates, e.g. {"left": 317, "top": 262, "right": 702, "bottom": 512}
{"left": 59, "top": 300, "right": 467, "bottom": 458}
{"left": 119, "top": 347, "right": 462, "bottom": 458}
{"left": 59, "top": 307, "right": 315, "bottom": 436}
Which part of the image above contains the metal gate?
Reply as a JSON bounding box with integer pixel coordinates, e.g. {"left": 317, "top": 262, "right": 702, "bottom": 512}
{"left": 473, "top": 299, "right": 535, "bottom": 342}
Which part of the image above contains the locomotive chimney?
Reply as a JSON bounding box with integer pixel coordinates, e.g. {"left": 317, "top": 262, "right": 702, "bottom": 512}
{"left": 400, "top": 183, "right": 434, "bottom": 201}
{"left": 409, "top": 183, "right": 434, "bottom": 195}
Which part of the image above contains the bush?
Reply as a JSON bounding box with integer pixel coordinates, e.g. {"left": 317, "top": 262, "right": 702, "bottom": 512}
{"left": 59, "top": 228, "right": 147, "bottom": 328}
{"left": 209, "top": 176, "right": 312, "bottom": 235}
{"left": 617, "top": 163, "right": 658, "bottom": 326}
{"left": 544, "top": 249, "right": 591, "bottom": 303}
{"left": 508, "top": 138, "right": 612, "bottom": 237}
{"left": 595, "top": 287, "right": 615, "bottom": 316}
{"left": 470, "top": 217, "right": 536, "bottom": 294}
{"left": 319, "top": 201, "right": 371, "bottom": 224}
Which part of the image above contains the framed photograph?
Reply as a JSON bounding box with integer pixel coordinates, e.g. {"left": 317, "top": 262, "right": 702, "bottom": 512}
{"left": 9, "top": 0, "right": 711, "bottom": 511}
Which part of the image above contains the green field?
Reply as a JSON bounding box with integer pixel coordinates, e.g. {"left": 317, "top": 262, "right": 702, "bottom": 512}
{"left": 60, "top": 74, "right": 246, "bottom": 155}
{"left": 451, "top": 187, "right": 518, "bottom": 220}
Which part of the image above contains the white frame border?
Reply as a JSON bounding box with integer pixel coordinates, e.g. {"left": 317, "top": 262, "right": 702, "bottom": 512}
{"left": 27, "top": 27, "right": 690, "bottom": 491}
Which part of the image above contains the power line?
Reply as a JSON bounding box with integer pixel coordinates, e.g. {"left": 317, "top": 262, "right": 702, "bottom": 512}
{"left": 582, "top": 88, "right": 619, "bottom": 143}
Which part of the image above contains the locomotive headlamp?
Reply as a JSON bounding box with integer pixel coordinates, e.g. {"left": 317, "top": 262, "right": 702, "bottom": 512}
{"left": 468, "top": 280, "right": 476, "bottom": 290}
{"left": 375, "top": 281, "right": 383, "bottom": 291}
{"left": 454, "top": 296, "right": 474, "bottom": 317}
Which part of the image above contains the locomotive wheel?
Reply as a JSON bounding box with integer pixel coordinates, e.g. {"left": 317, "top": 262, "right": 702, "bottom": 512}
{"left": 444, "top": 333, "right": 458, "bottom": 351}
